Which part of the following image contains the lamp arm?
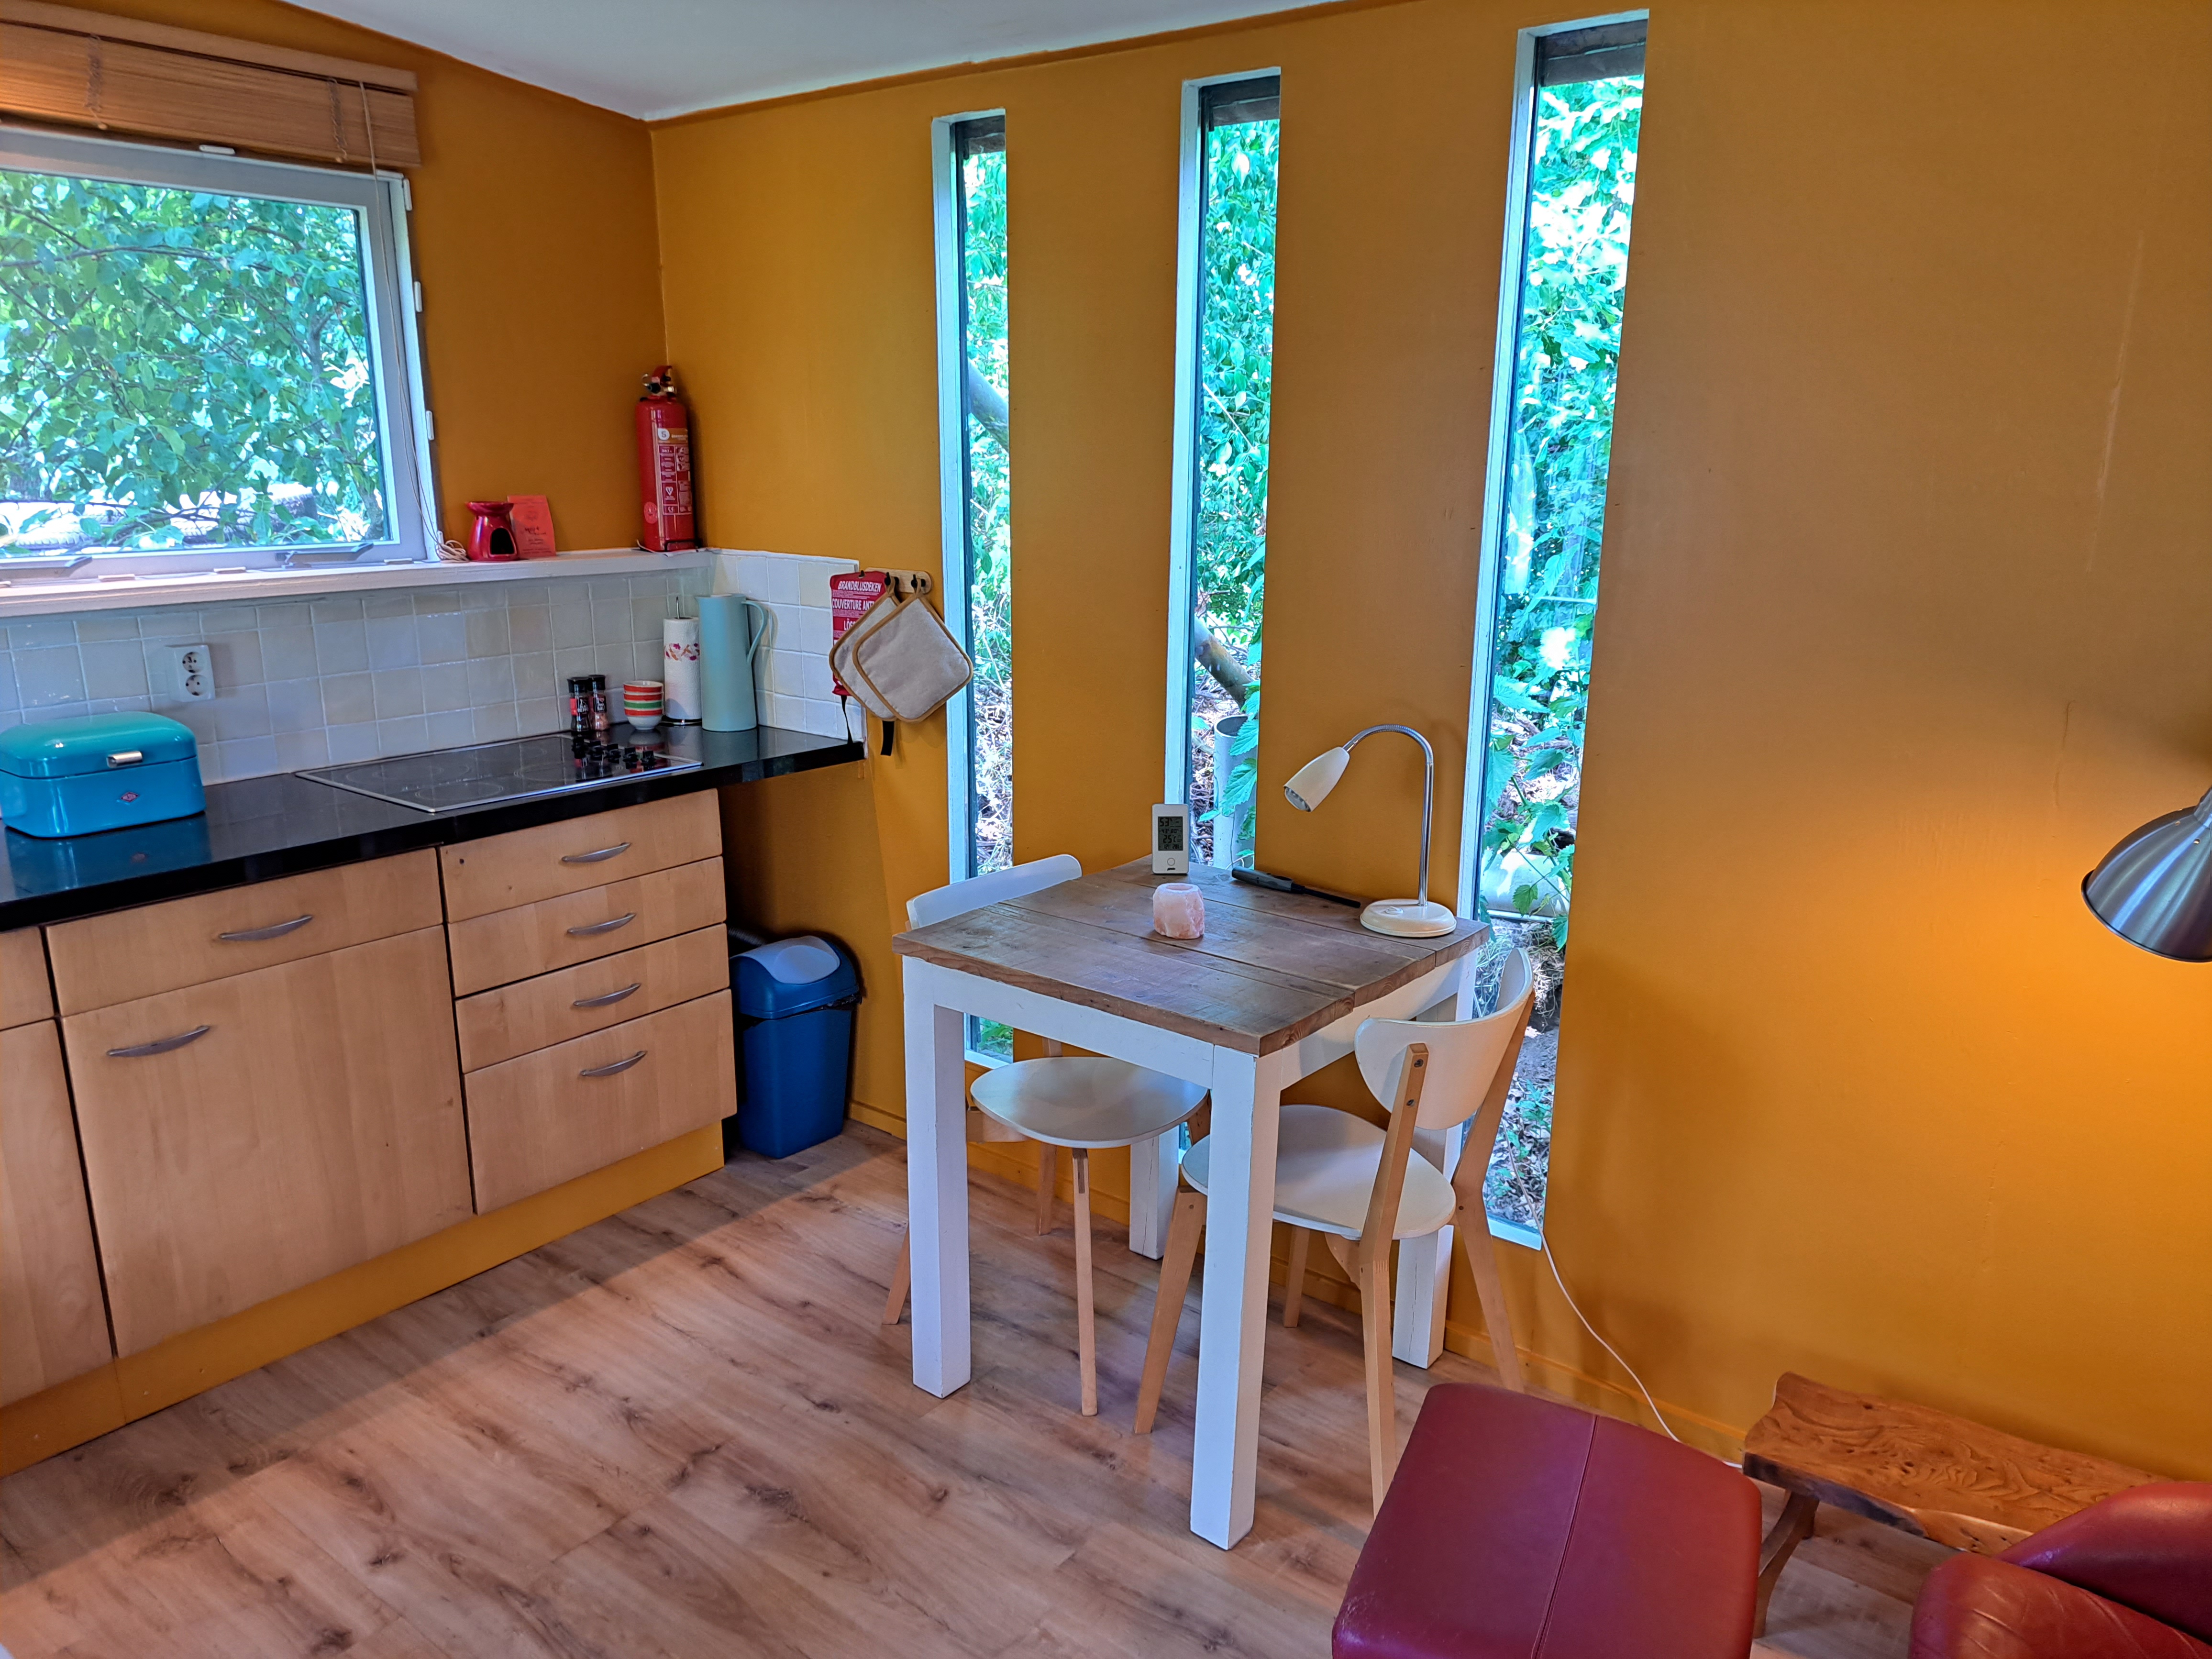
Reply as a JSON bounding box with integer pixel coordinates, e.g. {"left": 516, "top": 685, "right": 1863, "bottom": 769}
{"left": 1343, "top": 724, "right": 1436, "bottom": 907}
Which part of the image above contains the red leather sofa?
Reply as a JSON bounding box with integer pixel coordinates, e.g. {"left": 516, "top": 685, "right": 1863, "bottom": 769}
{"left": 1910, "top": 1483, "right": 2212, "bottom": 1659}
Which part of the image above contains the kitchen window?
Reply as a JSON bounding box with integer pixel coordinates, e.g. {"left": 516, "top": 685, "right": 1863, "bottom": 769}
{"left": 1164, "top": 73, "right": 1278, "bottom": 869}
{"left": 1460, "top": 16, "right": 1646, "bottom": 1240}
{"left": 0, "top": 127, "right": 432, "bottom": 576}
{"left": 932, "top": 111, "right": 1013, "bottom": 1061}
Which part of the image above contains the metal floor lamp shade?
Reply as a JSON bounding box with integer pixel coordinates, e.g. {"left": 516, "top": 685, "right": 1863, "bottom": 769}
{"left": 2081, "top": 786, "right": 2212, "bottom": 962}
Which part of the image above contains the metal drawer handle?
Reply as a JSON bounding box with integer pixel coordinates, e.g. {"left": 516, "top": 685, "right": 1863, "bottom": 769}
{"left": 561, "top": 841, "right": 632, "bottom": 865}
{"left": 108, "top": 1024, "right": 212, "bottom": 1058}
{"left": 106, "top": 750, "right": 144, "bottom": 768}
{"left": 566, "top": 912, "right": 636, "bottom": 939}
{"left": 218, "top": 914, "right": 315, "bottom": 943}
{"left": 578, "top": 1050, "right": 646, "bottom": 1078}
{"left": 572, "top": 982, "right": 641, "bottom": 1009}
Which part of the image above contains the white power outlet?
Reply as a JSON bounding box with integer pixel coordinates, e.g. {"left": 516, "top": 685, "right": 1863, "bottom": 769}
{"left": 169, "top": 643, "right": 215, "bottom": 700}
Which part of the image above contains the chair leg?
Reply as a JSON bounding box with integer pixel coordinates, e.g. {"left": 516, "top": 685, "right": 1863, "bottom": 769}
{"left": 1453, "top": 1202, "right": 1525, "bottom": 1393}
{"left": 1071, "top": 1149, "right": 1099, "bottom": 1416}
{"left": 1356, "top": 1245, "right": 1398, "bottom": 1515}
{"left": 883, "top": 1235, "right": 910, "bottom": 1326}
{"left": 1282, "top": 1227, "right": 1311, "bottom": 1327}
{"left": 1753, "top": 1491, "right": 1817, "bottom": 1637}
{"left": 1134, "top": 1188, "right": 1206, "bottom": 1434}
{"left": 1035, "top": 1142, "right": 1058, "bottom": 1235}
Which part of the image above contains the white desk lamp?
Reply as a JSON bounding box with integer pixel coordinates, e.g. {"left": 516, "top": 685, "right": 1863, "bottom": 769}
{"left": 1283, "top": 724, "right": 1458, "bottom": 937}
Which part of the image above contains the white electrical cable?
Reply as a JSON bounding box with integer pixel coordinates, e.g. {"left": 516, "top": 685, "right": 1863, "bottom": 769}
{"left": 1541, "top": 1236, "right": 1681, "bottom": 1442}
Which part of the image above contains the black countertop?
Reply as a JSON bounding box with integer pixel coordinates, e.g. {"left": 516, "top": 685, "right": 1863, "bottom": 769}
{"left": 0, "top": 723, "right": 863, "bottom": 930}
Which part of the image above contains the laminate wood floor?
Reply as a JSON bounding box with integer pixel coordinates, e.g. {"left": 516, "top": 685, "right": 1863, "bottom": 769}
{"left": 1, "top": 1126, "right": 1946, "bottom": 1658}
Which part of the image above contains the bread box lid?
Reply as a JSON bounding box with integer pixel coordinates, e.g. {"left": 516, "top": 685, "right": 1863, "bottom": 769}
{"left": 0, "top": 711, "right": 199, "bottom": 779}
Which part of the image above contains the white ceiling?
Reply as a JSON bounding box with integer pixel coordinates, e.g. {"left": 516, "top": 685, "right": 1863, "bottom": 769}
{"left": 296, "top": 0, "right": 1297, "bottom": 121}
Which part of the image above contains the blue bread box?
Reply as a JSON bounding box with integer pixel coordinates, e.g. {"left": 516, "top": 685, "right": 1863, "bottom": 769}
{"left": 0, "top": 712, "right": 206, "bottom": 838}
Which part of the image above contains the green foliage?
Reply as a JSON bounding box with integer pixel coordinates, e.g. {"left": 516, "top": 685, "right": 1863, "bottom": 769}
{"left": 1193, "top": 121, "right": 1276, "bottom": 660}
{"left": 0, "top": 167, "right": 387, "bottom": 553}
{"left": 960, "top": 146, "right": 1014, "bottom": 907}
{"left": 1480, "top": 76, "right": 1643, "bottom": 943}
{"left": 1189, "top": 119, "right": 1277, "bottom": 868}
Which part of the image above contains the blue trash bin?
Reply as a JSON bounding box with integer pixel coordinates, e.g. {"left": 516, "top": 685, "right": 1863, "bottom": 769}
{"left": 732, "top": 934, "right": 860, "bottom": 1158}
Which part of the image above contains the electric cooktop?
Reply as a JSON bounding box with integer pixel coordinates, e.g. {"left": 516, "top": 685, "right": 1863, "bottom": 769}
{"left": 299, "top": 731, "right": 700, "bottom": 813}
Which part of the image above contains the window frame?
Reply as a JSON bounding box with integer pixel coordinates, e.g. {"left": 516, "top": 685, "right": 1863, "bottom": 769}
{"left": 931, "top": 108, "right": 1005, "bottom": 891}
{"left": 1454, "top": 11, "right": 1647, "bottom": 929}
{"left": 931, "top": 108, "right": 1012, "bottom": 1068}
{"left": 1456, "top": 11, "right": 1647, "bottom": 1250}
{"left": 0, "top": 124, "right": 434, "bottom": 575}
{"left": 1161, "top": 67, "right": 1281, "bottom": 813}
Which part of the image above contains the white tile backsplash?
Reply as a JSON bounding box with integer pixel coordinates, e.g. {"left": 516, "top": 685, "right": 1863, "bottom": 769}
{"left": 0, "top": 568, "right": 708, "bottom": 785}
{"left": 712, "top": 550, "right": 861, "bottom": 741}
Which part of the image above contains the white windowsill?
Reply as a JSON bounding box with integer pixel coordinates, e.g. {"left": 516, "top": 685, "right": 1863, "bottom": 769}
{"left": 0, "top": 548, "right": 712, "bottom": 619}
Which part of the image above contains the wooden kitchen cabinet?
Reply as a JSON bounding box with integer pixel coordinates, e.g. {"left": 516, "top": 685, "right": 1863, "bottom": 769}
{"left": 62, "top": 926, "right": 471, "bottom": 1355}
{"left": 45, "top": 851, "right": 442, "bottom": 1014}
{"left": 464, "top": 989, "right": 736, "bottom": 1212}
{"left": 440, "top": 791, "right": 720, "bottom": 921}
{"left": 445, "top": 855, "right": 725, "bottom": 995}
{"left": 1, "top": 927, "right": 54, "bottom": 1028}
{"left": 1, "top": 1019, "right": 113, "bottom": 1404}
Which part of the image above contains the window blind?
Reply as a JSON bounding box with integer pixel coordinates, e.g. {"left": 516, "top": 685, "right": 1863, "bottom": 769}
{"left": 1536, "top": 21, "right": 1646, "bottom": 87}
{"left": 0, "top": 0, "right": 419, "bottom": 168}
{"left": 1203, "top": 75, "right": 1280, "bottom": 129}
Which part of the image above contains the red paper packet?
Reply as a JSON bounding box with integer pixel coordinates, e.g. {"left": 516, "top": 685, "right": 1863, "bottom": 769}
{"left": 507, "top": 495, "right": 557, "bottom": 558}
{"left": 828, "top": 570, "right": 889, "bottom": 697}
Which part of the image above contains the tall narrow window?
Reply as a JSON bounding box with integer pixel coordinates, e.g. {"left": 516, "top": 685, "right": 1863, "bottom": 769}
{"left": 1462, "top": 20, "right": 1645, "bottom": 1238}
{"left": 1166, "top": 75, "right": 1279, "bottom": 868}
{"left": 934, "top": 113, "right": 1012, "bottom": 1058}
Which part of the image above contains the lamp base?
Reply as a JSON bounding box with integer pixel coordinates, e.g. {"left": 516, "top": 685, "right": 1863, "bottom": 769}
{"left": 1359, "top": 898, "right": 1458, "bottom": 938}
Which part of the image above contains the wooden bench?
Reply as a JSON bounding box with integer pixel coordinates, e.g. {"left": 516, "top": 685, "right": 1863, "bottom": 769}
{"left": 1742, "top": 1372, "right": 2165, "bottom": 1635}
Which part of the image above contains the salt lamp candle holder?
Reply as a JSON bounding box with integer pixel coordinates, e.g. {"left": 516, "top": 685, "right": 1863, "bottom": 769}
{"left": 1282, "top": 724, "right": 1458, "bottom": 938}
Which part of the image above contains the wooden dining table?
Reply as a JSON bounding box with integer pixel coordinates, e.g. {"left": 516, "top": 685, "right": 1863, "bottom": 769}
{"left": 892, "top": 858, "right": 1488, "bottom": 1548}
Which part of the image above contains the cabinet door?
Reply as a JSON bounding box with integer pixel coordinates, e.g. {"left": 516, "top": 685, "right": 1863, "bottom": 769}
{"left": 465, "top": 990, "right": 735, "bottom": 1213}
{"left": 2, "top": 928, "right": 53, "bottom": 1029}
{"left": 63, "top": 928, "right": 470, "bottom": 1355}
{"left": 1, "top": 1021, "right": 113, "bottom": 1403}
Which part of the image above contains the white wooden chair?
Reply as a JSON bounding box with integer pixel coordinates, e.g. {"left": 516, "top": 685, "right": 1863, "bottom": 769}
{"left": 1133, "top": 949, "right": 1535, "bottom": 1510}
{"left": 882, "top": 855, "right": 1209, "bottom": 1416}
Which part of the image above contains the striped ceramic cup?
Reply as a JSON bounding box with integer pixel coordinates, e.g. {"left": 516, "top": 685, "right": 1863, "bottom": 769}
{"left": 622, "top": 680, "right": 664, "bottom": 730}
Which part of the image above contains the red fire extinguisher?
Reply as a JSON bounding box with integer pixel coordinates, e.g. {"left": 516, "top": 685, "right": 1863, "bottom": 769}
{"left": 635, "top": 365, "right": 699, "bottom": 553}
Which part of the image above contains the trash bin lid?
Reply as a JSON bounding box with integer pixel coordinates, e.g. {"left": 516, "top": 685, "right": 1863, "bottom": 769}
{"left": 736, "top": 935, "right": 859, "bottom": 1018}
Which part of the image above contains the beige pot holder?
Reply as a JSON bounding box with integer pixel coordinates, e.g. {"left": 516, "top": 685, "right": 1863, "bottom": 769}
{"left": 830, "top": 591, "right": 973, "bottom": 751}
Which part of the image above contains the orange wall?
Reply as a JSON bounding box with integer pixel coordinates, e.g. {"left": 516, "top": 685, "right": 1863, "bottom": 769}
{"left": 656, "top": 0, "right": 2211, "bottom": 1480}
{"left": 64, "top": 0, "right": 667, "bottom": 553}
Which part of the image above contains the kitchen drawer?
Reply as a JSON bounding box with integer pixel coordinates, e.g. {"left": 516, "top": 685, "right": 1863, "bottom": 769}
{"left": 446, "top": 856, "right": 725, "bottom": 996}
{"left": 62, "top": 926, "right": 470, "bottom": 1355}
{"left": 1, "top": 928, "right": 52, "bottom": 1029}
{"left": 455, "top": 923, "right": 729, "bottom": 1072}
{"left": 440, "top": 792, "right": 720, "bottom": 923}
{"left": 465, "top": 989, "right": 735, "bottom": 1212}
{"left": 45, "top": 851, "right": 443, "bottom": 1014}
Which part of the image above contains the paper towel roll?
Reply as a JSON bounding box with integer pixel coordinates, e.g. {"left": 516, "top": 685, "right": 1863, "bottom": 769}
{"left": 662, "top": 617, "right": 701, "bottom": 723}
{"left": 699, "top": 595, "right": 764, "bottom": 732}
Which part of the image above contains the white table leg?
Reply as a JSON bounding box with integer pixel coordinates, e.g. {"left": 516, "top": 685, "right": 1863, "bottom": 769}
{"left": 1190, "top": 1046, "right": 1286, "bottom": 1549}
{"left": 904, "top": 962, "right": 971, "bottom": 1397}
{"left": 1126, "top": 1130, "right": 1179, "bottom": 1260}
{"left": 1393, "top": 962, "right": 1482, "bottom": 1367}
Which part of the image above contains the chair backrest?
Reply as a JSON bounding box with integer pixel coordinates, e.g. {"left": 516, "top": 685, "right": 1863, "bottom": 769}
{"left": 906, "top": 853, "right": 1084, "bottom": 929}
{"left": 1353, "top": 950, "right": 1534, "bottom": 1131}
